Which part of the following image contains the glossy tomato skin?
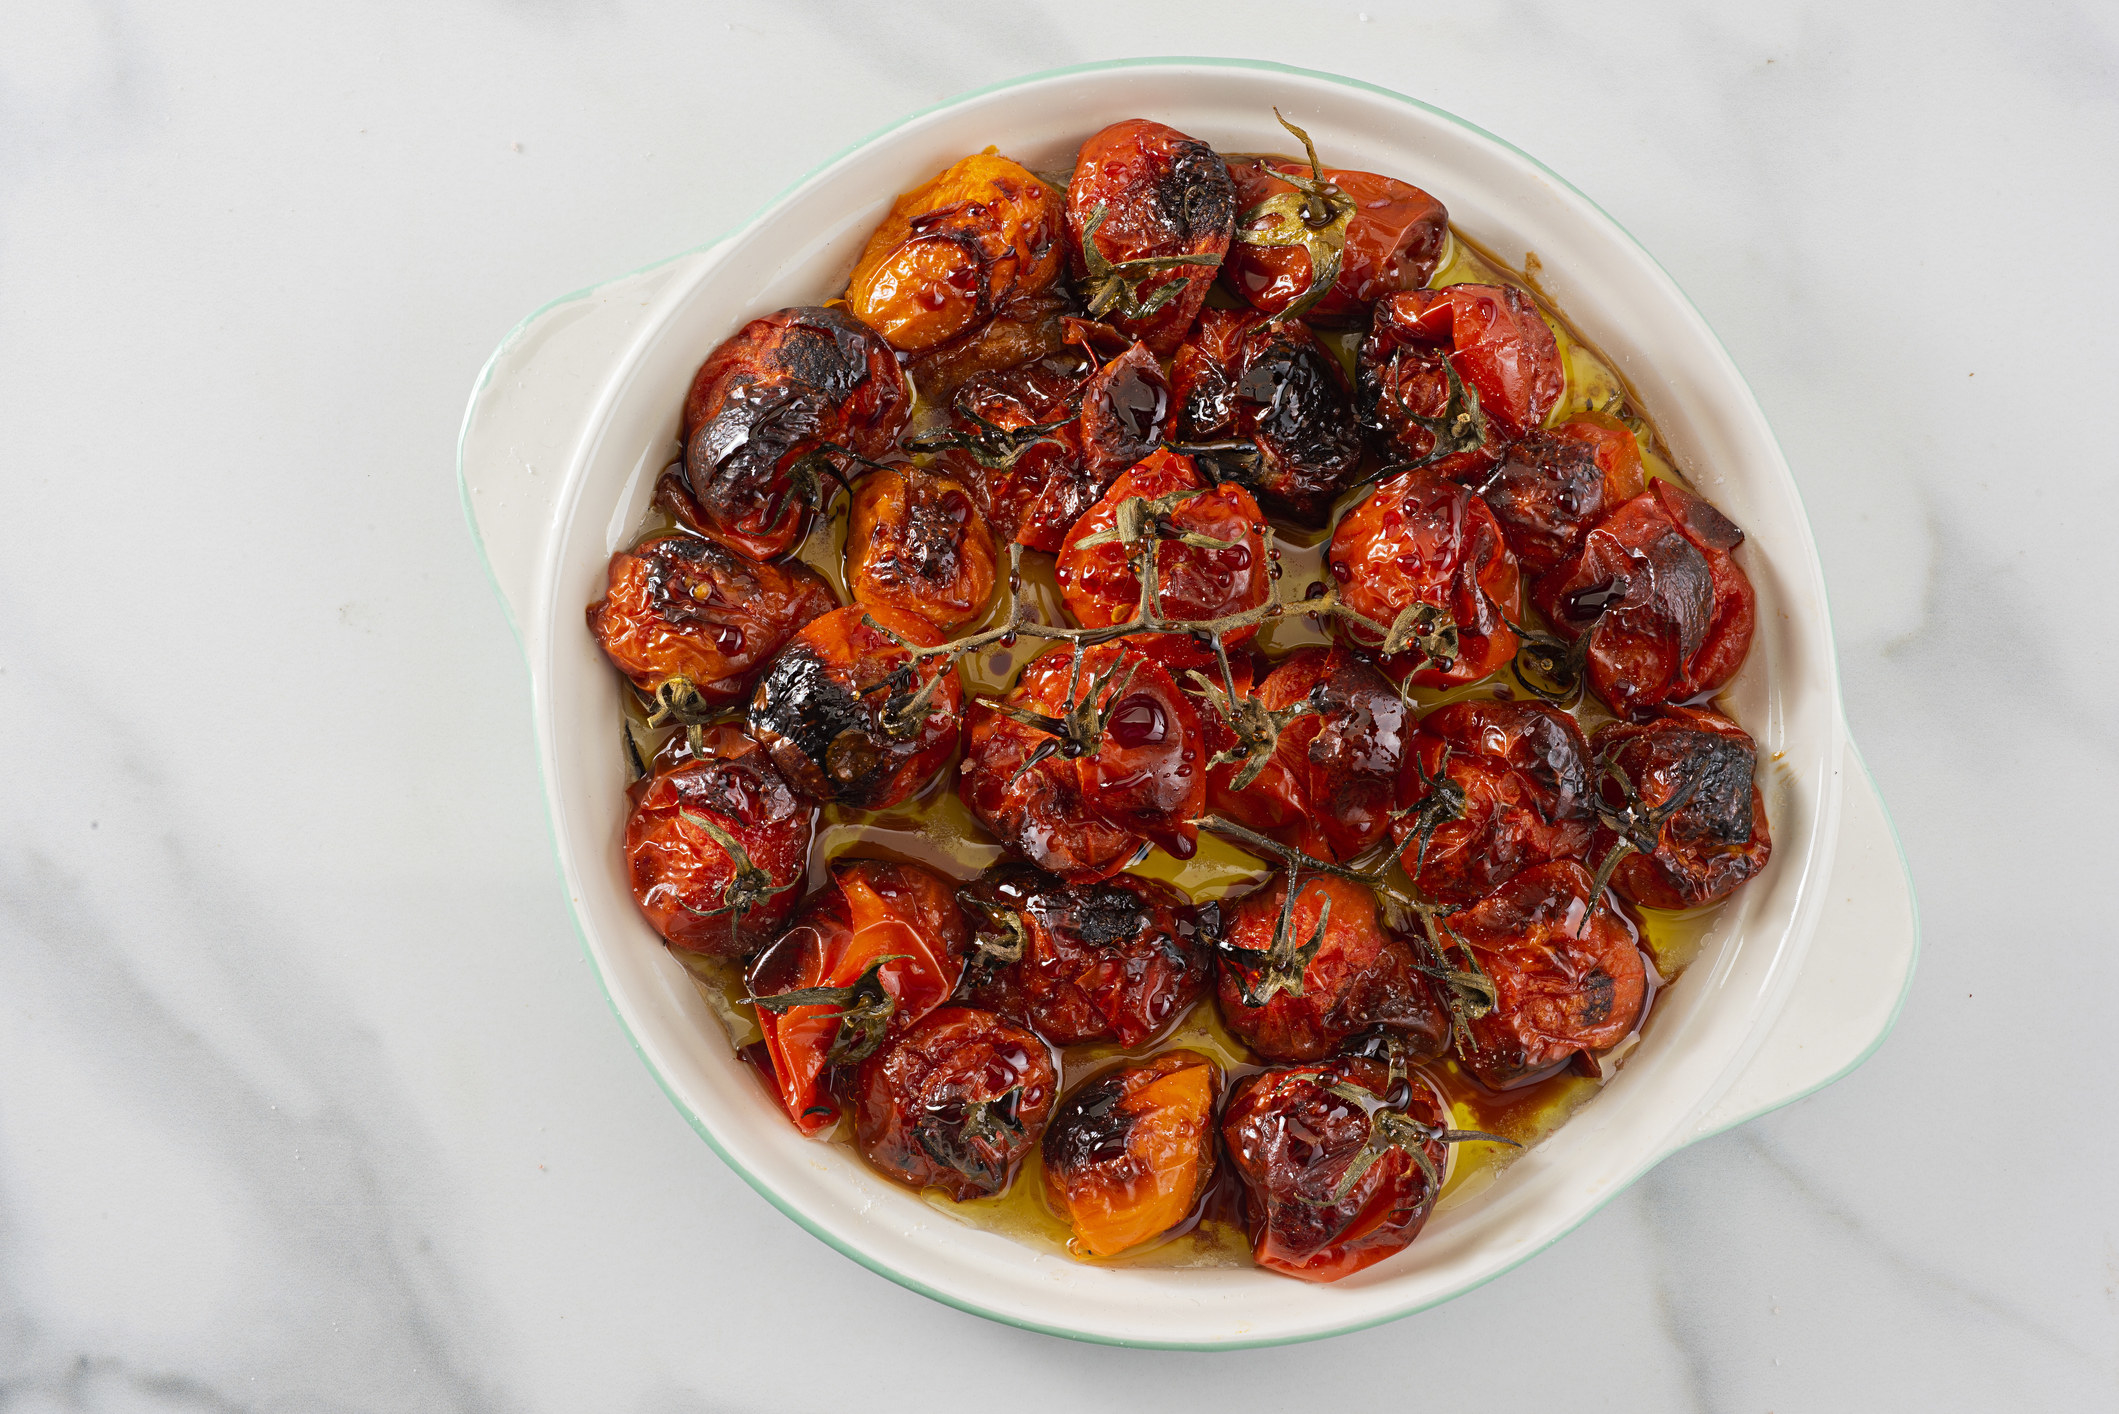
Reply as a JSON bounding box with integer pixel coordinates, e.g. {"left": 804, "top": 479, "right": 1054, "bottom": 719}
{"left": 956, "top": 865, "right": 1214, "bottom": 1047}
{"left": 1217, "top": 874, "right": 1449, "bottom": 1063}
{"left": 1397, "top": 699, "right": 1596, "bottom": 905}
{"left": 845, "top": 152, "right": 1065, "bottom": 354}
{"left": 1532, "top": 479, "right": 1757, "bottom": 719}
{"left": 1358, "top": 285, "right": 1563, "bottom": 479}
{"left": 1205, "top": 647, "right": 1409, "bottom": 864}
{"left": 1223, "top": 1057, "right": 1450, "bottom": 1282}
{"left": 622, "top": 726, "right": 813, "bottom": 958}
{"left": 1326, "top": 468, "right": 1523, "bottom": 687}
{"left": 1447, "top": 859, "right": 1647, "bottom": 1090}
{"left": 1225, "top": 161, "right": 1449, "bottom": 325}
{"left": 587, "top": 531, "right": 836, "bottom": 709}
{"left": 680, "top": 306, "right": 910, "bottom": 560}
{"left": 746, "top": 857, "right": 970, "bottom": 1134}
{"left": 1169, "top": 307, "right": 1364, "bottom": 525}
{"left": 851, "top": 1005, "right": 1057, "bottom": 1200}
{"left": 1591, "top": 707, "right": 1772, "bottom": 910}
{"left": 1066, "top": 119, "right": 1236, "bottom": 356}
{"left": 1461, "top": 421, "right": 1648, "bottom": 577}
{"left": 959, "top": 641, "right": 1205, "bottom": 880}
{"left": 747, "top": 604, "right": 964, "bottom": 810}
{"left": 1042, "top": 1050, "right": 1221, "bottom": 1258}
{"left": 845, "top": 464, "right": 999, "bottom": 633}
{"left": 1056, "top": 449, "right": 1272, "bottom": 673}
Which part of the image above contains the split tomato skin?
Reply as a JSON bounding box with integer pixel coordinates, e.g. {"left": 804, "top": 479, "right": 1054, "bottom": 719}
{"left": 1591, "top": 706, "right": 1772, "bottom": 910}
{"left": 1397, "top": 698, "right": 1596, "bottom": 905}
{"left": 747, "top": 604, "right": 964, "bottom": 810}
{"left": 1041, "top": 1050, "right": 1222, "bottom": 1259}
{"left": 1447, "top": 859, "right": 1647, "bottom": 1090}
{"left": 851, "top": 1005, "right": 1057, "bottom": 1201}
{"left": 1066, "top": 119, "right": 1236, "bottom": 356}
{"left": 1056, "top": 449, "right": 1273, "bottom": 673}
{"left": 746, "top": 857, "right": 970, "bottom": 1134}
{"left": 623, "top": 726, "right": 813, "bottom": 958}
{"left": 587, "top": 531, "right": 836, "bottom": 710}
{"left": 845, "top": 465, "right": 999, "bottom": 633}
{"left": 680, "top": 306, "right": 910, "bottom": 560}
{"left": 1358, "top": 284, "right": 1563, "bottom": 479}
{"left": 1326, "top": 468, "right": 1523, "bottom": 688}
{"left": 1222, "top": 1057, "right": 1451, "bottom": 1282}
{"left": 1169, "top": 307, "right": 1364, "bottom": 525}
{"left": 1461, "top": 419, "right": 1648, "bottom": 577}
{"left": 1216, "top": 874, "right": 1449, "bottom": 1064}
{"left": 1225, "top": 160, "right": 1449, "bottom": 325}
{"left": 1532, "top": 479, "right": 1757, "bottom": 719}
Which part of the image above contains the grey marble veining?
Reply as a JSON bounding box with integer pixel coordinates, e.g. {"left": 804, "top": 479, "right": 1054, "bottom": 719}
{"left": 2, "top": 1, "right": 2114, "bottom": 1409}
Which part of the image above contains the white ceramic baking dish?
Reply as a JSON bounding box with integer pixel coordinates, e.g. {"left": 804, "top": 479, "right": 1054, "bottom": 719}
{"left": 458, "top": 58, "right": 1918, "bottom": 1348}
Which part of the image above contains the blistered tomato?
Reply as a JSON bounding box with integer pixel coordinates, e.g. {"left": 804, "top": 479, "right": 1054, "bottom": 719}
{"left": 1042, "top": 1050, "right": 1221, "bottom": 1258}
{"left": 1066, "top": 119, "right": 1235, "bottom": 355}
{"left": 1396, "top": 699, "right": 1596, "bottom": 904}
{"left": 845, "top": 465, "right": 999, "bottom": 633}
{"left": 851, "top": 1005, "right": 1057, "bottom": 1200}
{"left": 1589, "top": 706, "right": 1772, "bottom": 910}
{"left": 1358, "top": 285, "right": 1563, "bottom": 479}
{"left": 1224, "top": 159, "right": 1448, "bottom": 325}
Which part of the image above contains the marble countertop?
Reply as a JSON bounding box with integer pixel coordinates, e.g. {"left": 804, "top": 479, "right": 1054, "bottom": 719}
{"left": 3, "top": 3, "right": 2112, "bottom": 1409}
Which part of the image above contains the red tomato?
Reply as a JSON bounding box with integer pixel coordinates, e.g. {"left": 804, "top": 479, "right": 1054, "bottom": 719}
{"left": 1042, "top": 1050, "right": 1221, "bottom": 1258}
{"left": 902, "top": 290, "right": 1071, "bottom": 406}
{"left": 845, "top": 464, "right": 999, "bottom": 633}
{"left": 1590, "top": 706, "right": 1772, "bottom": 910}
{"left": 1325, "top": 468, "right": 1523, "bottom": 688}
{"left": 679, "top": 306, "right": 909, "bottom": 559}
{"left": 1066, "top": 119, "right": 1236, "bottom": 356}
{"left": 1358, "top": 285, "right": 1563, "bottom": 479}
{"left": 851, "top": 1005, "right": 1057, "bottom": 1200}
{"left": 1396, "top": 699, "right": 1596, "bottom": 904}
{"left": 1055, "top": 449, "right": 1272, "bottom": 673}
{"left": 1224, "top": 161, "right": 1449, "bottom": 325}
{"left": 1531, "top": 479, "right": 1757, "bottom": 719}
{"left": 745, "top": 857, "right": 969, "bottom": 1134}
{"left": 1459, "top": 421, "right": 1647, "bottom": 577}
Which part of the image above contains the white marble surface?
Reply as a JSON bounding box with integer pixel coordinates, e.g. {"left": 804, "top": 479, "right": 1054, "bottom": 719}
{"left": 2, "top": 2, "right": 2112, "bottom": 1408}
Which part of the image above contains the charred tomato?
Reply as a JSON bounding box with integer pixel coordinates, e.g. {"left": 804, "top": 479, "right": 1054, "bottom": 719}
{"left": 1396, "top": 699, "right": 1596, "bottom": 905}
{"left": 1041, "top": 1050, "right": 1221, "bottom": 1258}
{"left": 1358, "top": 284, "right": 1563, "bottom": 479}
{"left": 1225, "top": 160, "right": 1449, "bottom": 325}
{"left": 1461, "top": 418, "right": 1649, "bottom": 577}
{"left": 844, "top": 464, "right": 999, "bottom": 633}
{"left": 1066, "top": 118, "right": 1236, "bottom": 356}
{"left": 1590, "top": 706, "right": 1772, "bottom": 910}
{"left": 851, "top": 1005, "right": 1057, "bottom": 1201}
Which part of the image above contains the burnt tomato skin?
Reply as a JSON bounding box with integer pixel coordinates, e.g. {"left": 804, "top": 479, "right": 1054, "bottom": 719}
{"left": 1532, "top": 479, "right": 1757, "bottom": 719}
{"left": 746, "top": 857, "right": 970, "bottom": 1134}
{"left": 1461, "top": 420, "right": 1648, "bottom": 577}
{"left": 851, "top": 1005, "right": 1057, "bottom": 1201}
{"left": 1217, "top": 874, "right": 1449, "bottom": 1064}
{"left": 1225, "top": 160, "right": 1450, "bottom": 325}
{"left": 1397, "top": 699, "right": 1596, "bottom": 905}
{"left": 622, "top": 726, "right": 813, "bottom": 958}
{"left": 1169, "top": 307, "right": 1364, "bottom": 525}
{"left": 1591, "top": 706, "right": 1772, "bottom": 910}
{"left": 1055, "top": 449, "right": 1272, "bottom": 674}
{"left": 1066, "top": 119, "right": 1236, "bottom": 356}
{"left": 1223, "top": 1057, "right": 1451, "bottom": 1282}
{"left": 958, "top": 641, "right": 1206, "bottom": 881}
{"left": 587, "top": 531, "right": 836, "bottom": 709}
{"left": 845, "top": 464, "right": 999, "bottom": 633}
{"left": 1447, "top": 859, "right": 1647, "bottom": 1090}
{"left": 680, "top": 306, "right": 910, "bottom": 560}
{"left": 747, "top": 604, "right": 964, "bottom": 811}
{"left": 1326, "top": 468, "right": 1523, "bottom": 688}
{"left": 1358, "top": 284, "right": 1563, "bottom": 479}
{"left": 956, "top": 865, "right": 1214, "bottom": 1048}
{"left": 1041, "top": 1050, "right": 1222, "bottom": 1258}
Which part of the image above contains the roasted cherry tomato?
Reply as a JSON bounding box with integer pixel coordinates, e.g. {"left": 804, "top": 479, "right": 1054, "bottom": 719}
{"left": 622, "top": 726, "right": 813, "bottom": 958}
{"left": 1055, "top": 449, "right": 1272, "bottom": 673}
{"left": 1459, "top": 419, "right": 1649, "bottom": 577}
{"left": 903, "top": 289, "right": 1072, "bottom": 406}
{"left": 1225, "top": 160, "right": 1448, "bottom": 325}
{"left": 1590, "top": 706, "right": 1772, "bottom": 910}
{"left": 680, "top": 306, "right": 910, "bottom": 559}
{"left": 1168, "top": 307, "right": 1364, "bottom": 525}
{"left": 1358, "top": 285, "right": 1563, "bottom": 479}
{"left": 851, "top": 1005, "right": 1057, "bottom": 1200}
{"left": 1216, "top": 873, "right": 1448, "bottom": 1063}
{"left": 959, "top": 641, "right": 1206, "bottom": 880}
{"left": 1223, "top": 1057, "right": 1454, "bottom": 1281}
{"left": 746, "top": 857, "right": 969, "bottom": 1134}
{"left": 956, "top": 865, "right": 1214, "bottom": 1047}
{"left": 845, "top": 151, "right": 1065, "bottom": 354}
{"left": 1066, "top": 119, "right": 1236, "bottom": 356}
{"left": 1531, "top": 479, "right": 1757, "bottom": 719}
{"left": 1326, "top": 468, "right": 1522, "bottom": 687}
{"left": 1201, "top": 647, "right": 1408, "bottom": 864}
{"left": 845, "top": 464, "right": 999, "bottom": 633}
{"left": 587, "top": 531, "right": 836, "bottom": 717}
{"left": 1041, "top": 1050, "right": 1221, "bottom": 1258}
{"left": 1396, "top": 699, "right": 1596, "bottom": 905}
{"left": 748, "top": 604, "right": 963, "bottom": 810}
{"left": 1444, "top": 859, "right": 1647, "bottom": 1090}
